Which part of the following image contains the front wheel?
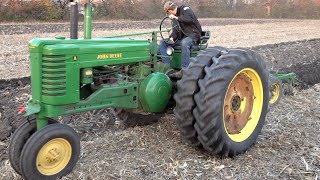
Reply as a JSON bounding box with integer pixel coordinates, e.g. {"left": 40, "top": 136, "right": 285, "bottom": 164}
{"left": 8, "top": 119, "right": 57, "bottom": 175}
{"left": 20, "top": 123, "right": 80, "bottom": 180}
{"left": 193, "top": 48, "right": 269, "bottom": 156}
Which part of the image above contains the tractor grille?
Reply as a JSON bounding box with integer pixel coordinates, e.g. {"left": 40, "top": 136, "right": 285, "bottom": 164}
{"left": 42, "top": 55, "right": 67, "bottom": 96}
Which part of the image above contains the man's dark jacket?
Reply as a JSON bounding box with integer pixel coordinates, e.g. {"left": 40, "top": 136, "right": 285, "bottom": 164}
{"left": 170, "top": 5, "right": 202, "bottom": 43}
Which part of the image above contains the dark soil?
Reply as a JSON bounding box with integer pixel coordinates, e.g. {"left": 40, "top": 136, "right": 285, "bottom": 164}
{"left": 0, "top": 77, "right": 31, "bottom": 140}
{"left": 251, "top": 39, "right": 320, "bottom": 72}
{"left": 251, "top": 39, "right": 320, "bottom": 89}
{"left": 279, "top": 60, "right": 320, "bottom": 89}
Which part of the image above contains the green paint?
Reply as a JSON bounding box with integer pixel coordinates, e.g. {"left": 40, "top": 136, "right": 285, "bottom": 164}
{"left": 23, "top": 100, "right": 41, "bottom": 117}
{"left": 139, "top": 73, "right": 172, "bottom": 112}
{"left": 84, "top": 3, "right": 92, "bottom": 39}
{"left": 271, "top": 72, "right": 297, "bottom": 85}
{"left": 24, "top": 3, "right": 213, "bottom": 132}
{"left": 42, "top": 82, "right": 139, "bottom": 117}
{"left": 81, "top": 68, "right": 93, "bottom": 84}
{"left": 171, "top": 52, "right": 182, "bottom": 69}
{"left": 36, "top": 118, "right": 48, "bottom": 130}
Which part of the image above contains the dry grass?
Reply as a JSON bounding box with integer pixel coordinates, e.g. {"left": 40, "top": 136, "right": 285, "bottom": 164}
{"left": 66, "top": 85, "right": 320, "bottom": 179}
{"left": 1, "top": 85, "right": 317, "bottom": 179}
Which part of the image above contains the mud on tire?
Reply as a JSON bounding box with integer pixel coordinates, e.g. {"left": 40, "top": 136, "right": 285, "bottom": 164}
{"left": 173, "top": 47, "right": 226, "bottom": 147}
{"left": 193, "top": 48, "right": 269, "bottom": 156}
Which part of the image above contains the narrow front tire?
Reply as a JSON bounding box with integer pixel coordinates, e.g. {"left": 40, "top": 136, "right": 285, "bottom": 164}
{"left": 20, "top": 123, "right": 80, "bottom": 180}
{"left": 8, "top": 119, "right": 57, "bottom": 175}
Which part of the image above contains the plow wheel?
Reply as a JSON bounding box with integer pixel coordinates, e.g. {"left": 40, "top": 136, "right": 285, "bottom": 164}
{"left": 8, "top": 119, "right": 57, "bottom": 175}
{"left": 269, "top": 75, "right": 283, "bottom": 106}
{"left": 19, "top": 123, "right": 80, "bottom": 180}
{"left": 193, "top": 48, "right": 269, "bottom": 156}
{"left": 173, "top": 47, "right": 226, "bottom": 147}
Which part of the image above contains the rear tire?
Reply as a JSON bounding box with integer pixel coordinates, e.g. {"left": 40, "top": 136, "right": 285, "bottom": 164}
{"left": 173, "top": 47, "right": 226, "bottom": 147}
{"left": 193, "top": 48, "right": 269, "bottom": 156}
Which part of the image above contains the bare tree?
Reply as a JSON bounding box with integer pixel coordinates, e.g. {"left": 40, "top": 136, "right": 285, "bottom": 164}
{"left": 54, "top": 0, "right": 69, "bottom": 9}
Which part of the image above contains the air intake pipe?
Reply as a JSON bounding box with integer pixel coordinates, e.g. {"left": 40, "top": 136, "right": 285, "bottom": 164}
{"left": 84, "top": 3, "right": 93, "bottom": 39}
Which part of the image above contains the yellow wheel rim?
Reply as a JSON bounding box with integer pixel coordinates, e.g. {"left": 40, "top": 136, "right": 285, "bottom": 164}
{"left": 224, "top": 68, "right": 263, "bottom": 142}
{"left": 269, "top": 83, "right": 280, "bottom": 104}
{"left": 36, "top": 138, "right": 72, "bottom": 176}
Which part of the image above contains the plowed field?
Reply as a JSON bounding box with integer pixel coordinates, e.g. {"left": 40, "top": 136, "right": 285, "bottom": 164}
{"left": 0, "top": 19, "right": 319, "bottom": 179}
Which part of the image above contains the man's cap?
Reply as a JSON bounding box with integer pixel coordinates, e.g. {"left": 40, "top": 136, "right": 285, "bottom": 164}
{"left": 164, "top": 1, "right": 174, "bottom": 12}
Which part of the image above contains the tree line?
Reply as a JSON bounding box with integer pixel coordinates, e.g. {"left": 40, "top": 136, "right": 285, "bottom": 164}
{"left": 0, "top": 0, "right": 319, "bottom": 22}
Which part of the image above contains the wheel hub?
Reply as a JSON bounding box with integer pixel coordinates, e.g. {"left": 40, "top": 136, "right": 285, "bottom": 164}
{"left": 46, "top": 148, "right": 61, "bottom": 163}
{"left": 231, "top": 95, "right": 241, "bottom": 112}
{"left": 36, "top": 138, "right": 72, "bottom": 176}
{"left": 270, "top": 83, "right": 280, "bottom": 104}
{"left": 224, "top": 72, "right": 254, "bottom": 134}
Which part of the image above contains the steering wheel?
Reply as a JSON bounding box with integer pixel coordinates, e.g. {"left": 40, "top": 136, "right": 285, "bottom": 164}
{"left": 159, "top": 17, "right": 180, "bottom": 45}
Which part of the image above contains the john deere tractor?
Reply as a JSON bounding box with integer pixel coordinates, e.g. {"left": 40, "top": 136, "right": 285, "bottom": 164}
{"left": 9, "top": 2, "right": 271, "bottom": 179}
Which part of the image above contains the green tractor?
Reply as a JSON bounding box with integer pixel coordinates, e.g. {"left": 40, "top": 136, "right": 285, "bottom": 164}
{"left": 9, "top": 2, "right": 273, "bottom": 179}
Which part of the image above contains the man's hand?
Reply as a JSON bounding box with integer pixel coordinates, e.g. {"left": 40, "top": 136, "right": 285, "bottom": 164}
{"left": 169, "top": 14, "right": 178, "bottom": 20}
{"left": 169, "top": 37, "right": 174, "bottom": 43}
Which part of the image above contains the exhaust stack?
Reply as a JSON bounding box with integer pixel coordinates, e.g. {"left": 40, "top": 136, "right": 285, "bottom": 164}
{"left": 70, "top": 2, "right": 78, "bottom": 39}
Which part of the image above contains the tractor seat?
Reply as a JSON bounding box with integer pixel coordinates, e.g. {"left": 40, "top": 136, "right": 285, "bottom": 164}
{"left": 173, "top": 31, "right": 210, "bottom": 51}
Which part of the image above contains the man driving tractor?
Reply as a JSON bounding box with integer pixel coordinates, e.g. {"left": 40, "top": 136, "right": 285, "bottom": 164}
{"left": 159, "top": 1, "right": 202, "bottom": 78}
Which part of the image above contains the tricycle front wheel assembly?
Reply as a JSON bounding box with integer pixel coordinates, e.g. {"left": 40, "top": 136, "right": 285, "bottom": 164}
{"left": 18, "top": 123, "right": 80, "bottom": 180}
{"left": 8, "top": 119, "right": 57, "bottom": 175}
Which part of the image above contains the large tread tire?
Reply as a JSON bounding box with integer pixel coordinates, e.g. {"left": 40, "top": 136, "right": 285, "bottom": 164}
{"left": 193, "top": 48, "right": 269, "bottom": 156}
{"left": 8, "top": 119, "right": 57, "bottom": 175}
{"left": 269, "top": 74, "right": 283, "bottom": 106}
{"left": 20, "top": 123, "right": 80, "bottom": 180}
{"left": 173, "top": 47, "right": 227, "bottom": 147}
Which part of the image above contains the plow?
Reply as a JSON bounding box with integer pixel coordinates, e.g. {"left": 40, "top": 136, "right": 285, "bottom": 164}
{"left": 8, "top": 2, "right": 297, "bottom": 179}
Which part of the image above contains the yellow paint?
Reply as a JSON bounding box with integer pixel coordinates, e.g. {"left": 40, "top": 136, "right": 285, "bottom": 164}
{"left": 239, "top": 97, "right": 247, "bottom": 113}
{"left": 224, "top": 68, "right": 263, "bottom": 142}
{"left": 36, "top": 138, "right": 72, "bottom": 176}
{"left": 269, "top": 83, "right": 280, "bottom": 104}
{"left": 97, "top": 53, "right": 122, "bottom": 60}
